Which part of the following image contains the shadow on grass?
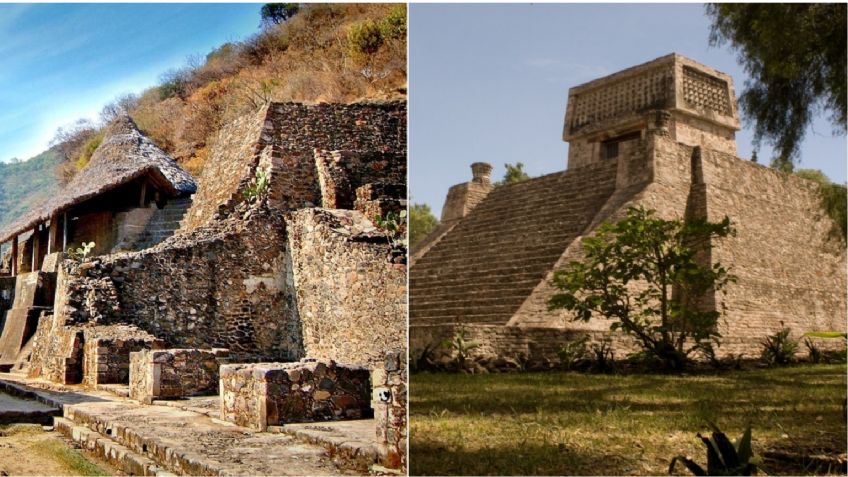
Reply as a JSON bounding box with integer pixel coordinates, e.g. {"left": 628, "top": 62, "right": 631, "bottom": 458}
{"left": 410, "top": 439, "right": 635, "bottom": 476}
{"left": 410, "top": 365, "right": 847, "bottom": 476}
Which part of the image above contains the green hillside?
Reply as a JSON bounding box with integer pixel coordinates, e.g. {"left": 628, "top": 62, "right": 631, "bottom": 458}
{"left": 0, "top": 150, "right": 62, "bottom": 231}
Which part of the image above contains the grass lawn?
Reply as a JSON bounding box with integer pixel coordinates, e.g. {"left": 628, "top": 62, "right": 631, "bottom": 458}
{"left": 410, "top": 364, "right": 847, "bottom": 476}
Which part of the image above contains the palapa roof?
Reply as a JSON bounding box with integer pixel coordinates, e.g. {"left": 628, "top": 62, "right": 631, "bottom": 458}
{"left": 0, "top": 115, "right": 196, "bottom": 243}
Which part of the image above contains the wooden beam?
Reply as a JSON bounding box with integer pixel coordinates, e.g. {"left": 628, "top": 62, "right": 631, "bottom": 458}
{"left": 47, "top": 215, "right": 58, "bottom": 255}
{"left": 140, "top": 181, "right": 148, "bottom": 207}
{"left": 31, "top": 226, "right": 39, "bottom": 272}
{"left": 10, "top": 236, "right": 17, "bottom": 277}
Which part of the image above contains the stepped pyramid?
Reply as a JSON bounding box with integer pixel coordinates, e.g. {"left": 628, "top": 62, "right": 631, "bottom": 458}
{"left": 410, "top": 53, "right": 846, "bottom": 362}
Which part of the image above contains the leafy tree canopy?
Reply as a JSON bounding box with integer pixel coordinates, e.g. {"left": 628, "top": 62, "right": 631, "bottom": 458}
{"left": 409, "top": 202, "right": 439, "bottom": 248}
{"left": 794, "top": 169, "right": 847, "bottom": 241}
{"left": 261, "top": 3, "right": 300, "bottom": 26}
{"left": 706, "top": 3, "right": 847, "bottom": 165}
{"left": 549, "top": 207, "right": 736, "bottom": 370}
{"left": 496, "top": 162, "right": 531, "bottom": 186}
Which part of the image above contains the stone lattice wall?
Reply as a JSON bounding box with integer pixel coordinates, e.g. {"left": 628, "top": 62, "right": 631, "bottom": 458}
{"left": 129, "top": 348, "right": 228, "bottom": 404}
{"left": 220, "top": 359, "right": 372, "bottom": 430}
{"left": 286, "top": 208, "right": 406, "bottom": 368}
{"left": 372, "top": 349, "right": 406, "bottom": 469}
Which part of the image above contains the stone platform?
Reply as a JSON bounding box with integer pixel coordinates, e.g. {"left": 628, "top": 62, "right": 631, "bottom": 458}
{"left": 0, "top": 391, "right": 60, "bottom": 425}
{"left": 0, "top": 372, "right": 377, "bottom": 475}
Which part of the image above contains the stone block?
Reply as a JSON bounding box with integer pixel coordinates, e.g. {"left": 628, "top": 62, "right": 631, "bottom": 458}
{"left": 220, "top": 359, "right": 371, "bottom": 430}
{"left": 130, "top": 348, "right": 229, "bottom": 404}
{"left": 81, "top": 325, "right": 164, "bottom": 387}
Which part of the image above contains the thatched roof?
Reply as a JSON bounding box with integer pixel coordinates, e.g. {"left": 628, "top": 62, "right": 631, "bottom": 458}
{"left": 0, "top": 115, "right": 196, "bottom": 243}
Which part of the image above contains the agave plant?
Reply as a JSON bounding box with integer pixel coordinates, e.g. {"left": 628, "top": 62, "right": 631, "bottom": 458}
{"left": 669, "top": 422, "right": 758, "bottom": 476}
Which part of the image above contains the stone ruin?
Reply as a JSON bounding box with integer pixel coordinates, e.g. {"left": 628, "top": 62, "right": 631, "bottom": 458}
{"left": 0, "top": 100, "right": 408, "bottom": 471}
{"left": 411, "top": 53, "right": 846, "bottom": 370}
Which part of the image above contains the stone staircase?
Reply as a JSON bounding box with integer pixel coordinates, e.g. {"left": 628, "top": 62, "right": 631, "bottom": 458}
{"left": 410, "top": 159, "right": 619, "bottom": 326}
{"left": 130, "top": 197, "right": 192, "bottom": 250}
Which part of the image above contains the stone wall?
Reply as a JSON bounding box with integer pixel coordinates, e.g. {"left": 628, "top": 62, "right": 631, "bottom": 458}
{"left": 129, "top": 348, "right": 228, "bottom": 404}
{"left": 372, "top": 349, "right": 406, "bottom": 469}
{"left": 286, "top": 208, "right": 406, "bottom": 368}
{"left": 262, "top": 102, "right": 407, "bottom": 213}
{"left": 49, "top": 204, "right": 303, "bottom": 363}
{"left": 698, "top": 148, "right": 846, "bottom": 347}
{"left": 81, "top": 325, "right": 163, "bottom": 387}
{"left": 220, "top": 359, "right": 372, "bottom": 430}
{"left": 182, "top": 110, "right": 266, "bottom": 231}
{"left": 183, "top": 101, "right": 406, "bottom": 231}
{"left": 315, "top": 150, "right": 406, "bottom": 210}
{"left": 354, "top": 183, "right": 406, "bottom": 221}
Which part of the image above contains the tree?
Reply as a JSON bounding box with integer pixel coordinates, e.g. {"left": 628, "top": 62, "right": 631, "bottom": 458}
{"left": 496, "top": 162, "right": 530, "bottom": 186}
{"left": 706, "top": 4, "right": 847, "bottom": 165}
{"left": 549, "top": 207, "right": 736, "bottom": 370}
{"left": 99, "top": 93, "right": 139, "bottom": 124}
{"left": 794, "top": 169, "right": 847, "bottom": 241}
{"left": 409, "top": 203, "right": 439, "bottom": 248}
{"left": 261, "top": 3, "right": 300, "bottom": 26}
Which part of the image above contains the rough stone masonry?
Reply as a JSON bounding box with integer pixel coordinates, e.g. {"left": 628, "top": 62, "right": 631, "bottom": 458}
{"left": 410, "top": 53, "right": 846, "bottom": 366}
{"left": 14, "top": 100, "right": 408, "bottom": 471}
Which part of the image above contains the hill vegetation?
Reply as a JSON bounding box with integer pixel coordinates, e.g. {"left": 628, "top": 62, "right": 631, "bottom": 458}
{"left": 0, "top": 150, "right": 62, "bottom": 230}
{"left": 56, "top": 3, "right": 406, "bottom": 178}
{"left": 0, "top": 3, "right": 406, "bottom": 233}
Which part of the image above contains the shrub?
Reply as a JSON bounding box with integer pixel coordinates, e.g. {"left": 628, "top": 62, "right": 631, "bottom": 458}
{"left": 549, "top": 206, "right": 735, "bottom": 370}
{"left": 74, "top": 130, "right": 105, "bottom": 171}
{"left": 670, "top": 422, "right": 758, "bottom": 476}
{"left": 557, "top": 336, "right": 588, "bottom": 370}
{"left": 347, "top": 20, "right": 384, "bottom": 59}
{"left": 67, "top": 242, "right": 95, "bottom": 262}
{"left": 442, "top": 329, "right": 480, "bottom": 370}
{"left": 760, "top": 323, "right": 798, "bottom": 366}
{"left": 589, "top": 340, "right": 616, "bottom": 373}
{"left": 374, "top": 210, "right": 407, "bottom": 247}
{"left": 243, "top": 166, "right": 271, "bottom": 203}
{"left": 379, "top": 5, "right": 406, "bottom": 40}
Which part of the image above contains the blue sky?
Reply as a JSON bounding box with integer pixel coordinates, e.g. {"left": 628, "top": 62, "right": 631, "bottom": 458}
{"left": 0, "top": 3, "right": 261, "bottom": 163}
{"left": 410, "top": 4, "right": 848, "bottom": 216}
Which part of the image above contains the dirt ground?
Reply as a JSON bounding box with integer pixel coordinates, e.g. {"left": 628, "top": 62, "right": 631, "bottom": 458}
{"left": 0, "top": 424, "right": 114, "bottom": 476}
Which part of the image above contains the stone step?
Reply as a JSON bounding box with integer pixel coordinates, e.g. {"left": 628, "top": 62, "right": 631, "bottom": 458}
{"left": 410, "top": 280, "right": 540, "bottom": 297}
{"left": 411, "top": 158, "right": 619, "bottom": 326}
{"left": 412, "top": 259, "right": 558, "bottom": 280}
{"left": 416, "top": 241, "right": 575, "bottom": 265}
{"left": 411, "top": 294, "right": 531, "bottom": 311}
{"left": 410, "top": 272, "right": 543, "bottom": 290}
{"left": 55, "top": 417, "right": 173, "bottom": 476}
{"left": 62, "top": 401, "right": 352, "bottom": 476}
{"left": 410, "top": 312, "right": 512, "bottom": 325}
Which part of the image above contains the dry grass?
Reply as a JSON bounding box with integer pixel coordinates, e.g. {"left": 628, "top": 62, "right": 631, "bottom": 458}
{"left": 410, "top": 364, "right": 847, "bottom": 476}
{"left": 0, "top": 424, "right": 110, "bottom": 476}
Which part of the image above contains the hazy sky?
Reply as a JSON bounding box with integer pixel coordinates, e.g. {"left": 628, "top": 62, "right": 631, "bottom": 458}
{"left": 0, "top": 3, "right": 260, "bottom": 163}
{"left": 410, "top": 4, "right": 848, "bottom": 216}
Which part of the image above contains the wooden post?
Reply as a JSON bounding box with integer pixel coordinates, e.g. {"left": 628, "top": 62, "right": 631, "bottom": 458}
{"left": 31, "top": 226, "right": 39, "bottom": 272}
{"left": 63, "top": 212, "right": 68, "bottom": 253}
{"left": 10, "top": 236, "right": 17, "bottom": 277}
{"left": 48, "top": 215, "right": 58, "bottom": 255}
{"left": 140, "top": 181, "right": 147, "bottom": 207}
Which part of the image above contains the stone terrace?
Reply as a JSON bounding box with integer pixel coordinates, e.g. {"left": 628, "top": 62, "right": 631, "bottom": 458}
{"left": 0, "top": 372, "right": 375, "bottom": 476}
{"left": 410, "top": 158, "right": 619, "bottom": 326}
